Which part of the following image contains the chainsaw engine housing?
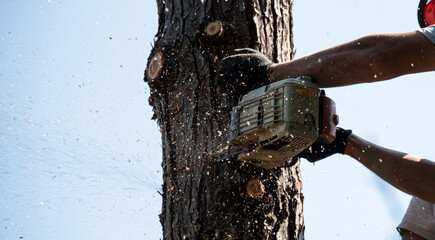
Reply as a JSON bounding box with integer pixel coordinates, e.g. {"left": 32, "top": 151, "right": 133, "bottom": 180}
{"left": 230, "top": 77, "right": 320, "bottom": 169}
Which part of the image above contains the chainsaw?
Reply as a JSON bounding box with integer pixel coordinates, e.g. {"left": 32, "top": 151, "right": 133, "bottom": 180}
{"left": 222, "top": 76, "right": 339, "bottom": 169}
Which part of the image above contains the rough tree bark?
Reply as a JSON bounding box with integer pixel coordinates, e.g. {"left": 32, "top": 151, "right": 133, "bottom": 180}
{"left": 145, "top": 1, "right": 304, "bottom": 239}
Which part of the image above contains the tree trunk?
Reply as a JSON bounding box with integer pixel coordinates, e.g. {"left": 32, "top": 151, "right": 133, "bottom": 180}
{"left": 145, "top": 1, "right": 304, "bottom": 239}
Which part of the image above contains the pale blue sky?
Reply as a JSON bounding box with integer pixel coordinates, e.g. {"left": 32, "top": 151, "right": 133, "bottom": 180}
{"left": 1, "top": 0, "right": 434, "bottom": 239}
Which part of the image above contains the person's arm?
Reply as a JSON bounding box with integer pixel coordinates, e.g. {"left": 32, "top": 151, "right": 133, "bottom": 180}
{"left": 344, "top": 134, "right": 435, "bottom": 204}
{"left": 269, "top": 31, "right": 435, "bottom": 88}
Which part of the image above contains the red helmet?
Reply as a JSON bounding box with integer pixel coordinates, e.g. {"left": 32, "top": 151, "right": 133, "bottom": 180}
{"left": 418, "top": 0, "right": 435, "bottom": 27}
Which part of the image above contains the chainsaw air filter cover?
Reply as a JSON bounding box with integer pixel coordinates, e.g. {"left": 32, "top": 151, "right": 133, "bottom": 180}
{"left": 230, "top": 77, "right": 320, "bottom": 169}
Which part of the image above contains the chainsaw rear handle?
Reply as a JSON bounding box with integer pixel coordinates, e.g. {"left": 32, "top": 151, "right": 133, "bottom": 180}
{"left": 319, "top": 90, "right": 339, "bottom": 144}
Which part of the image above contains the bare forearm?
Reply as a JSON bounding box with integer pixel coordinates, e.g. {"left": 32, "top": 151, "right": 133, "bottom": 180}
{"left": 269, "top": 32, "right": 435, "bottom": 88}
{"left": 344, "top": 134, "right": 435, "bottom": 203}
{"left": 269, "top": 37, "right": 380, "bottom": 87}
